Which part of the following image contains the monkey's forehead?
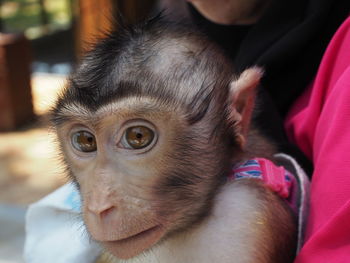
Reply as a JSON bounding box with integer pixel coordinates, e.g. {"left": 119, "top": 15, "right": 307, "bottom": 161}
{"left": 51, "top": 95, "right": 187, "bottom": 128}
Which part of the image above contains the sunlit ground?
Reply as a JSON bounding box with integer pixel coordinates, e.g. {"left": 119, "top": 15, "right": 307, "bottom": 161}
{"left": 0, "top": 74, "right": 68, "bottom": 205}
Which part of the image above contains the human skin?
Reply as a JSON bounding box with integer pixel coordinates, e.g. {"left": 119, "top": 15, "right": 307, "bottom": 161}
{"left": 186, "top": 0, "right": 272, "bottom": 25}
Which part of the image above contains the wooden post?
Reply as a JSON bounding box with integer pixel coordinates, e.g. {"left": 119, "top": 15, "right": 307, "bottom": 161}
{"left": 76, "top": 0, "right": 115, "bottom": 55}
{"left": 0, "top": 33, "right": 34, "bottom": 131}
{"left": 76, "top": 0, "right": 157, "bottom": 56}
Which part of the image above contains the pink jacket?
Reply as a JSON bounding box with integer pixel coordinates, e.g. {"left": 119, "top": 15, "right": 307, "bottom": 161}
{"left": 286, "top": 16, "right": 350, "bottom": 263}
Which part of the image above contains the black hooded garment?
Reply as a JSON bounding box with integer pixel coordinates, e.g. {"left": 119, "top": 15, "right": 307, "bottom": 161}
{"left": 159, "top": 0, "right": 350, "bottom": 174}
{"left": 161, "top": 0, "right": 350, "bottom": 116}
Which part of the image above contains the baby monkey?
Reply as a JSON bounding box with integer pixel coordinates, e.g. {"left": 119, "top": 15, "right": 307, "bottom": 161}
{"left": 52, "top": 16, "right": 298, "bottom": 263}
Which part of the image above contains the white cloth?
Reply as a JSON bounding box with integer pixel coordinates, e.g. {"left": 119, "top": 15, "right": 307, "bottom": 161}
{"left": 24, "top": 183, "right": 101, "bottom": 263}
{"left": 274, "top": 153, "right": 310, "bottom": 252}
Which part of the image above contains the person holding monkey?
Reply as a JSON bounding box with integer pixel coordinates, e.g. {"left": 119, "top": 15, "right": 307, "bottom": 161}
{"left": 161, "top": 0, "right": 350, "bottom": 261}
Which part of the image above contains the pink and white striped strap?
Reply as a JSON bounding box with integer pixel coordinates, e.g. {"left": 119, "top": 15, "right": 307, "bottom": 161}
{"left": 229, "top": 158, "right": 297, "bottom": 211}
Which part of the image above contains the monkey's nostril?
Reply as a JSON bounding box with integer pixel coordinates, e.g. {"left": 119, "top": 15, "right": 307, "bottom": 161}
{"left": 87, "top": 203, "right": 117, "bottom": 219}
{"left": 99, "top": 205, "right": 116, "bottom": 219}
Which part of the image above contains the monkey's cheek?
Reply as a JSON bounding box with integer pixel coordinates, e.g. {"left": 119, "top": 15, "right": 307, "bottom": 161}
{"left": 102, "top": 225, "right": 165, "bottom": 259}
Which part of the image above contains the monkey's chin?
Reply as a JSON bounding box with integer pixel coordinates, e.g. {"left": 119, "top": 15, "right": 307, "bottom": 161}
{"left": 102, "top": 225, "right": 165, "bottom": 259}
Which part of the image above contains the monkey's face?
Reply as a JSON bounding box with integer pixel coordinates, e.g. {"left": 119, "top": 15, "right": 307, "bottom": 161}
{"left": 55, "top": 96, "right": 232, "bottom": 259}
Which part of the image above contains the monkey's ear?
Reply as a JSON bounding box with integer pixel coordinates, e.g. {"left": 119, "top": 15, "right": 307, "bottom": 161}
{"left": 228, "top": 67, "right": 263, "bottom": 148}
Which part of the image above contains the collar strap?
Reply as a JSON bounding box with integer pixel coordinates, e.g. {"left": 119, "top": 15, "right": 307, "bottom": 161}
{"left": 229, "top": 158, "right": 297, "bottom": 211}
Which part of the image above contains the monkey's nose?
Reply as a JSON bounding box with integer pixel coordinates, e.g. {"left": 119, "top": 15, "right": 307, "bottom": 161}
{"left": 85, "top": 204, "right": 120, "bottom": 241}
{"left": 87, "top": 202, "right": 117, "bottom": 221}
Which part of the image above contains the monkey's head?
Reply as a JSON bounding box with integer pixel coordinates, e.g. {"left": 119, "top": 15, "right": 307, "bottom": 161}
{"left": 52, "top": 16, "right": 262, "bottom": 259}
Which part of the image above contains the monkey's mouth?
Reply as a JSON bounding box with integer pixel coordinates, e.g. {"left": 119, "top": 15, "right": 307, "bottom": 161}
{"left": 102, "top": 225, "right": 165, "bottom": 259}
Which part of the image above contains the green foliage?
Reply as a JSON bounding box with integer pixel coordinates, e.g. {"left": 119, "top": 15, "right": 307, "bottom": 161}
{"left": 0, "top": 0, "right": 72, "bottom": 37}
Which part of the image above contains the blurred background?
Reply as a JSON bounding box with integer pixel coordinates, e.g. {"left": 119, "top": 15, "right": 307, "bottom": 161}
{"left": 0, "top": 0, "right": 157, "bottom": 262}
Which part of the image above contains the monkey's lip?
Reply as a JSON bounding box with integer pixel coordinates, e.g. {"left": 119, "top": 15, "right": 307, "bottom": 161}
{"left": 102, "top": 225, "right": 165, "bottom": 259}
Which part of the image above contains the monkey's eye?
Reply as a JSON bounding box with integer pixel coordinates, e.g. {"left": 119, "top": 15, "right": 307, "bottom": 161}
{"left": 120, "top": 126, "right": 155, "bottom": 149}
{"left": 71, "top": 131, "right": 97, "bottom": 152}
